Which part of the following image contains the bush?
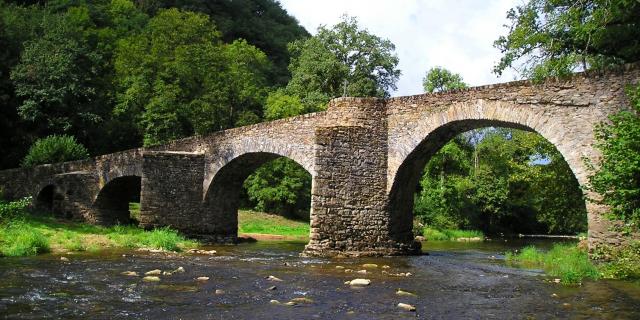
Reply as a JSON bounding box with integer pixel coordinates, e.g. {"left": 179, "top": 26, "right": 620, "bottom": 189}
{"left": 422, "top": 227, "right": 484, "bottom": 241}
{"left": 21, "top": 135, "right": 89, "bottom": 167}
{"left": 143, "top": 227, "right": 184, "bottom": 252}
{"left": 0, "top": 221, "right": 50, "bottom": 256}
{"left": 599, "top": 242, "right": 640, "bottom": 280}
{"left": 0, "top": 197, "right": 31, "bottom": 222}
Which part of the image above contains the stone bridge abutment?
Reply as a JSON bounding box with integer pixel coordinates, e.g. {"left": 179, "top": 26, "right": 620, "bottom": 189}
{"left": 1, "top": 65, "right": 638, "bottom": 256}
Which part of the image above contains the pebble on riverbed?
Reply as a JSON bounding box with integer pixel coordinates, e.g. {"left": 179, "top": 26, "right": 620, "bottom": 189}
{"left": 396, "top": 289, "right": 416, "bottom": 297}
{"left": 397, "top": 303, "right": 416, "bottom": 311}
{"left": 196, "top": 276, "right": 210, "bottom": 281}
{"left": 215, "top": 289, "right": 225, "bottom": 295}
{"left": 60, "top": 257, "right": 69, "bottom": 262}
{"left": 362, "top": 263, "right": 378, "bottom": 268}
{"left": 187, "top": 249, "right": 217, "bottom": 255}
{"left": 142, "top": 276, "right": 160, "bottom": 282}
{"left": 121, "top": 271, "right": 139, "bottom": 277}
{"left": 346, "top": 279, "right": 371, "bottom": 286}
{"left": 266, "top": 275, "right": 283, "bottom": 282}
{"left": 145, "top": 269, "right": 162, "bottom": 276}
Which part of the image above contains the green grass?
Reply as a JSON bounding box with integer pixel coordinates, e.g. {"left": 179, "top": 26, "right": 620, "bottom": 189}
{"left": 238, "top": 210, "right": 309, "bottom": 237}
{"left": 506, "top": 243, "right": 600, "bottom": 284}
{"left": 422, "top": 227, "right": 484, "bottom": 241}
{"left": 0, "top": 221, "right": 50, "bottom": 256}
{"left": 0, "top": 212, "right": 198, "bottom": 257}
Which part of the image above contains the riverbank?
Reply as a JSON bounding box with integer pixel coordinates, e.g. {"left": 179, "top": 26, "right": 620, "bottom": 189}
{"left": 0, "top": 216, "right": 199, "bottom": 256}
{"left": 421, "top": 227, "right": 484, "bottom": 241}
{"left": 506, "top": 243, "right": 640, "bottom": 284}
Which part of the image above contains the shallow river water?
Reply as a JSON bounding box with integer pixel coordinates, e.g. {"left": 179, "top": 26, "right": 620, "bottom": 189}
{"left": 1, "top": 239, "right": 639, "bottom": 319}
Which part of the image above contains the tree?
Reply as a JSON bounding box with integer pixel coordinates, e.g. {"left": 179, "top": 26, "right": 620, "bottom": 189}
{"left": 21, "top": 135, "right": 89, "bottom": 167}
{"left": 494, "top": 0, "right": 640, "bottom": 80}
{"left": 286, "top": 15, "right": 401, "bottom": 110}
{"left": 114, "top": 8, "right": 270, "bottom": 146}
{"left": 422, "top": 67, "right": 467, "bottom": 93}
{"left": 588, "top": 84, "right": 640, "bottom": 229}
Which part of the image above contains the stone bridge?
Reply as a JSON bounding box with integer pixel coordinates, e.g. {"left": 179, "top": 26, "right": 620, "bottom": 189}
{"left": 1, "top": 65, "right": 639, "bottom": 256}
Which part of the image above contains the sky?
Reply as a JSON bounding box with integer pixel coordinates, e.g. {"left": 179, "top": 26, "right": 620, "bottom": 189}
{"left": 278, "top": 0, "right": 521, "bottom": 97}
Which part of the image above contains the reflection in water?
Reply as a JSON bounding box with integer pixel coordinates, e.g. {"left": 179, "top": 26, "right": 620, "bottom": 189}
{"left": 0, "top": 240, "right": 638, "bottom": 319}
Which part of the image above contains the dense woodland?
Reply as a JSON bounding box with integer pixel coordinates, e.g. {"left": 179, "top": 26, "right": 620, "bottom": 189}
{"left": 1, "top": 0, "right": 638, "bottom": 236}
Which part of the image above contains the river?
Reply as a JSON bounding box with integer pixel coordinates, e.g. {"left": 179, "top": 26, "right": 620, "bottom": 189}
{"left": 1, "top": 239, "right": 639, "bottom": 319}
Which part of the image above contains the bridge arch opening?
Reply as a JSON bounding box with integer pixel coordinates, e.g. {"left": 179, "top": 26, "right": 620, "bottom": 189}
{"left": 35, "top": 185, "right": 64, "bottom": 216}
{"left": 203, "top": 152, "right": 312, "bottom": 243}
{"left": 93, "top": 176, "right": 141, "bottom": 225}
{"left": 389, "top": 120, "right": 588, "bottom": 244}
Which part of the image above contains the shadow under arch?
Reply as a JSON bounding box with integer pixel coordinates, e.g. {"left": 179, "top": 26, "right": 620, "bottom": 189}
{"left": 202, "top": 152, "right": 311, "bottom": 243}
{"left": 35, "top": 184, "right": 65, "bottom": 216}
{"left": 388, "top": 119, "right": 586, "bottom": 243}
{"left": 93, "top": 175, "right": 141, "bottom": 225}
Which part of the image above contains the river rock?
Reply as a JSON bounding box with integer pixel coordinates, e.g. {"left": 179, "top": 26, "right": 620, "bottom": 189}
{"left": 267, "top": 286, "right": 277, "bottom": 291}
{"left": 382, "top": 265, "right": 390, "bottom": 269}
{"left": 196, "top": 276, "right": 210, "bottom": 281}
{"left": 266, "top": 275, "right": 283, "bottom": 282}
{"left": 335, "top": 265, "right": 345, "bottom": 269}
{"left": 396, "top": 289, "right": 416, "bottom": 297}
{"left": 362, "top": 263, "right": 378, "bottom": 268}
{"left": 356, "top": 270, "right": 367, "bottom": 274}
{"left": 215, "top": 289, "right": 225, "bottom": 295}
{"left": 173, "top": 266, "right": 185, "bottom": 273}
{"left": 145, "top": 269, "right": 162, "bottom": 276}
{"left": 143, "top": 276, "right": 160, "bottom": 282}
{"left": 291, "top": 297, "right": 313, "bottom": 304}
{"left": 121, "top": 271, "right": 139, "bottom": 276}
{"left": 397, "top": 303, "right": 416, "bottom": 311}
{"left": 347, "top": 279, "right": 371, "bottom": 286}
{"left": 187, "top": 249, "right": 217, "bottom": 255}
{"left": 60, "top": 257, "right": 69, "bottom": 262}
{"left": 415, "top": 236, "right": 426, "bottom": 242}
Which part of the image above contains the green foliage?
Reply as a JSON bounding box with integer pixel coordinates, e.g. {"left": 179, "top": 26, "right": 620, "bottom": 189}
{"left": 494, "top": 0, "right": 640, "bottom": 80}
{"left": 286, "top": 15, "right": 400, "bottom": 110}
{"left": 238, "top": 210, "right": 309, "bottom": 237}
{"left": 422, "top": 227, "right": 483, "bottom": 241}
{"left": 414, "top": 128, "right": 587, "bottom": 235}
{"left": 506, "top": 243, "right": 600, "bottom": 284}
{"left": 244, "top": 158, "right": 311, "bottom": 218}
{"left": 264, "top": 89, "right": 305, "bottom": 121}
{"left": 0, "top": 220, "right": 50, "bottom": 256}
{"left": 21, "top": 135, "right": 89, "bottom": 167}
{"left": 115, "top": 8, "right": 270, "bottom": 146}
{"left": 0, "top": 197, "right": 31, "bottom": 222}
{"left": 588, "top": 84, "right": 640, "bottom": 228}
{"left": 422, "top": 67, "right": 467, "bottom": 93}
{"left": 598, "top": 242, "right": 640, "bottom": 280}
{"left": 144, "top": 227, "right": 185, "bottom": 251}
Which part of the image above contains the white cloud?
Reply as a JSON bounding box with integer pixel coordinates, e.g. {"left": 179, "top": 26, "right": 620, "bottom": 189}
{"left": 278, "top": 0, "right": 520, "bottom": 97}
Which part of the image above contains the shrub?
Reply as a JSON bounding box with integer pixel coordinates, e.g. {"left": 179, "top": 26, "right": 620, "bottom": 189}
{"left": 21, "top": 135, "right": 89, "bottom": 167}
{"left": 599, "top": 242, "right": 640, "bottom": 280}
{"left": 0, "top": 197, "right": 31, "bottom": 222}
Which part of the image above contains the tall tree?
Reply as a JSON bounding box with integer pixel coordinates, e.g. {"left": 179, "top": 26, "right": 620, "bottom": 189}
{"left": 114, "top": 8, "right": 270, "bottom": 146}
{"left": 494, "top": 0, "right": 640, "bottom": 80}
{"left": 422, "top": 67, "right": 467, "bottom": 93}
{"left": 286, "top": 15, "right": 401, "bottom": 110}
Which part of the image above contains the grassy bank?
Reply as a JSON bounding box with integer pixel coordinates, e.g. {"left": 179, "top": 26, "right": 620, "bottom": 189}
{"left": 422, "top": 227, "right": 484, "bottom": 241}
{"left": 0, "top": 216, "right": 199, "bottom": 257}
{"left": 238, "top": 210, "right": 309, "bottom": 238}
{"left": 0, "top": 198, "right": 198, "bottom": 257}
{"left": 506, "top": 242, "right": 640, "bottom": 284}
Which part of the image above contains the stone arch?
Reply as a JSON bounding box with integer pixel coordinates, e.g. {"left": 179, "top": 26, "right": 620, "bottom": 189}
{"left": 92, "top": 175, "right": 141, "bottom": 225}
{"left": 34, "top": 184, "right": 64, "bottom": 216}
{"left": 387, "top": 99, "right": 598, "bottom": 243}
{"left": 202, "top": 152, "right": 312, "bottom": 243}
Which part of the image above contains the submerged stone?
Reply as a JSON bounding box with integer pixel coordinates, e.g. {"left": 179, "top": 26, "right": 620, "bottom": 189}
{"left": 142, "top": 276, "right": 160, "bottom": 282}
{"left": 397, "top": 303, "right": 416, "bottom": 311}
{"left": 145, "top": 269, "right": 162, "bottom": 276}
